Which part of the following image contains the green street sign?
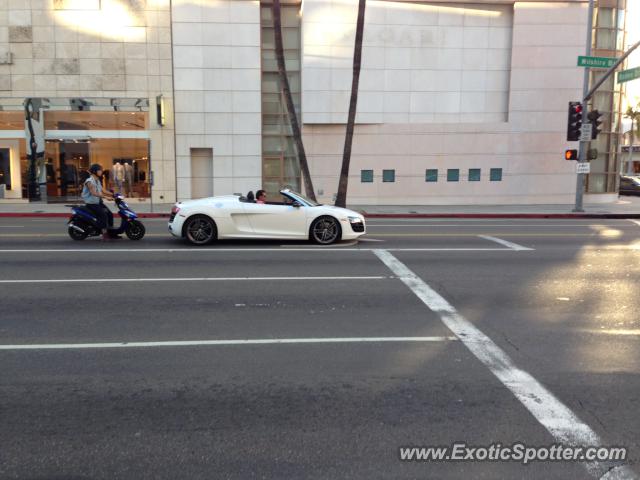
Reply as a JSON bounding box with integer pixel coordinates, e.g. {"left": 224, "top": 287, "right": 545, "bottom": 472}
{"left": 577, "top": 56, "right": 617, "bottom": 68}
{"left": 618, "top": 67, "right": 640, "bottom": 84}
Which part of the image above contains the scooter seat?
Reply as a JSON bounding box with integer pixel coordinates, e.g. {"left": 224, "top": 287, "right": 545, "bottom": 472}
{"left": 71, "top": 205, "right": 98, "bottom": 221}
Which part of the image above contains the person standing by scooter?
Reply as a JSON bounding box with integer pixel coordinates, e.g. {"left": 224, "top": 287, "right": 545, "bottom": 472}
{"left": 82, "top": 164, "right": 116, "bottom": 241}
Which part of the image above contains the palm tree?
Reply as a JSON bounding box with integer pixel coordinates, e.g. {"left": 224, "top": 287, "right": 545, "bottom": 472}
{"left": 335, "top": 0, "right": 366, "bottom": 208}
{"left": 271, "top": 0, "right": 316, "bottom": 201}
{"left": 624, "top": 102, "right": 640, "bottom": 174}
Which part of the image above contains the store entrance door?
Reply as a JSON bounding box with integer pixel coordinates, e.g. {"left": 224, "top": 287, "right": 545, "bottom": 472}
{"left": 45, "top": 140, "right": 90, "bottom": 202}
{"left": 0, "top": 148, "right": 10, "bottom": 195}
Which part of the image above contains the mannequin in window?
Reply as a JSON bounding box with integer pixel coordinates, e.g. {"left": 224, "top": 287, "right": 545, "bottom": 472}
{"left": 112, "top": 161, "right": 125, "bottom": 193}
{"left": 124, "top": 161, "right": 134, "bottom": 197}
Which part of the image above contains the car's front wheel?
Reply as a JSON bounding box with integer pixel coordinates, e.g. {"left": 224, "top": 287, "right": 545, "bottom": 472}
{"left": 184, "top": 215, "right": 217, "bottom": 245}
{"left": 310, "top": 216, "right": 341, "bottom": 245}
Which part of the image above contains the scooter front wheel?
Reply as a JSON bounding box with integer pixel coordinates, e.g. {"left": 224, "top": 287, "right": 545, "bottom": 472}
{"left": 125, "top": 220, "right": 145, "bottom": 240}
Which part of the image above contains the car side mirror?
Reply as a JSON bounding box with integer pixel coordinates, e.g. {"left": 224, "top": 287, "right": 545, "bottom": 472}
{"left": 292, "top": 201, "right": 302, "bottom": 207}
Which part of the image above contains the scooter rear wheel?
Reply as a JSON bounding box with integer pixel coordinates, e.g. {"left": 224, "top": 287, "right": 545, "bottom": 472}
{"left": 68, "top": 225, "right": 88, "bottom": 241}
{"left": 125, "top": 220, "right": 145, "bottom": 240}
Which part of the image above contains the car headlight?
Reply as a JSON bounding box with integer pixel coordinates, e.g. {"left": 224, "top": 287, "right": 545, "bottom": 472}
{"left": 348, "top": 216, "right": 363, "bottom": 223}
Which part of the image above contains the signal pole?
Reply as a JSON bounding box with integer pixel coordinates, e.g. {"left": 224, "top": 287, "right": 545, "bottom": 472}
{"left": 573, "top": 0, "right": 594, "bottom": 213}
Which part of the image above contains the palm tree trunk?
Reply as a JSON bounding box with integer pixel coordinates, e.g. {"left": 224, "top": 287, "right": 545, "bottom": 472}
{"left": 629, "top": 117, "right": 635, "bottom": 175}
{"left": 271, "top": 0, "right": 316, "bottom": 201}
{"left": 335, "top": 0, "right": 366, "bottom": 208}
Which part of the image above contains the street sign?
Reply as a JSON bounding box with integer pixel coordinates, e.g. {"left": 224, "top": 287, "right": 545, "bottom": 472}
{"left": 577, "top": 56, "right": 617, "bottom": 68}
{"left": 618, "top": 67, "right": 640, "bottom": 84}
{"left": 580, "top": 123, "right": 592, "bottom": 142}
{"left": 576, "top": 163, "right": 590, "bottom": 174}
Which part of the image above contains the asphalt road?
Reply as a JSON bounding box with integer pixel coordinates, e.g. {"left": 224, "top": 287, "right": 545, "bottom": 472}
{"left": 1, "top": 217, "right": 639, "bottom": 479}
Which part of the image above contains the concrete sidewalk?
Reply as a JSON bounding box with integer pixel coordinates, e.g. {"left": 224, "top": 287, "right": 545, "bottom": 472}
{"left": 0, "top": 196, "right": 639, "bottom": 218}
{"left": 356, "top": 196, "right": 640, "bottom": 218}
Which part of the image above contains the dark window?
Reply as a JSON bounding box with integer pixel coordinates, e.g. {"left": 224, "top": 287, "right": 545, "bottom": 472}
{"left": 490, "top": 168, "right": 503, "bottom": 181}
{"left": 361, "top": 169, "right": 373, "bottom": 183}
{"left": 425, "top": 169, "right": 438, "bottom": 182}
{"left": 469, "top": 168, "right": 481, "bottom": 181}
{"left": 382, "top": 169, "right": 395, "bottom": 182}
{"left": 447, "top": 169, "right": 459, "bottom": 182}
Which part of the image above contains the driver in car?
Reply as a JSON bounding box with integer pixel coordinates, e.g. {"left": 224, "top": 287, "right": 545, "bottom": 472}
{"left": 256, "top": 190, "right": 267, "bottom": 204}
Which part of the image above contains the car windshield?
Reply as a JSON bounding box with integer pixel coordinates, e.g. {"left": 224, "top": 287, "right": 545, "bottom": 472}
{"left": 284, "top": 190, "right": 320, "bottom": 206}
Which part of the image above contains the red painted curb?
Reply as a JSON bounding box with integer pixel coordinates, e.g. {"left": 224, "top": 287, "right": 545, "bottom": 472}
{"left": 0, "top": 213, "right": 169, "bottom": 218}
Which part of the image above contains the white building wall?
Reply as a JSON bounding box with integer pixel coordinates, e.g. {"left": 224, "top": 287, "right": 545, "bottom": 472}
{"left": 303, "top": 0, "right": 513, "bottom": 124}
{"left": 301, "top": 0, "right": 587, "bottom": 205}
{"left": 172, "top": 0, "right": 262, "bottom": 201}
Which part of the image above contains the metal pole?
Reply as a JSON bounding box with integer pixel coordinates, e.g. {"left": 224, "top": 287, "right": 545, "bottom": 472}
{"left": 149, "top": 168, "right": 154, "bottom": 214}
{"left": 629, "top": 117, "right": 635, "bottom": 175}
{"left": 573, "top": 0, "right": 595, "bottom": 213}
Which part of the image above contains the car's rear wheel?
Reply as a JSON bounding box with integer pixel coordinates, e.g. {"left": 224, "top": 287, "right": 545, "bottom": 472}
{"left": 310, "top": 216, "right": 341, "bottom": 245}
{"left": 184, "top": 215, "right": 217, "bottom": 245}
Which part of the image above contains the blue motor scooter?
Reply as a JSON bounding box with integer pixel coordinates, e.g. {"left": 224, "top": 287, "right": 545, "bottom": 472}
{"left": 67, "top": 193, "right": 145, "bottom": 241}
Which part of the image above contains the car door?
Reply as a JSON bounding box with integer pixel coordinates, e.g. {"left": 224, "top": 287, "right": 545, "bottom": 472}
{"left": 242, "top": 197, "right": 307, "bottom": 238}
{"left": 620, "top": 177, "right": 631, "bottom": 194}
{"left": 205, "top": 197, "right": 253, "bottom": 237}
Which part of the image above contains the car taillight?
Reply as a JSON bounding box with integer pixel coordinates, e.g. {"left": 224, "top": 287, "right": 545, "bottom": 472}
{"left": 171, "top": 206, "right": 180, "bottom": 215}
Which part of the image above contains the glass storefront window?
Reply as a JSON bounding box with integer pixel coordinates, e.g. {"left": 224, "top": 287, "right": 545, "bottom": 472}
{"left": 45, "top": 111, "right": 148, "bottom": 130}
{"left": 595, "top": 28, "right": 617, "bottom": 50}
{"left": 261, "top": 2, "right": 302, "bottom": 196}
{"left": 43, "top": 138, "right": 150, "bottom": 200}
{"left": 587, "top": 173, "right": 607, "bottom": 193}
{"left": 597, "top": 7, "right": 614, "bottom": 27}
{"left": 0, "top": 97, "right": 152, "bottom": 201}
{"left": 0, "top": 112, "right": 25, "bottom": 130}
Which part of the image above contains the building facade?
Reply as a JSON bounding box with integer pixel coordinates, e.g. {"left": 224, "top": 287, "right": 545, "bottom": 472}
{"left": 0, "top": 0, "right": 175, "bottom": 203}
{"left": 0, "top": 0, "right": 632, "bottom": 205}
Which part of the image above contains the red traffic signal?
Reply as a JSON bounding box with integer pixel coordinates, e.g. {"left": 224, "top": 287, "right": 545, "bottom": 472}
{"left": 565, "top": 149, "right": 578, "bottom": 160}
{"left": 567, "top": 102, "right": 583, "bottom": 141}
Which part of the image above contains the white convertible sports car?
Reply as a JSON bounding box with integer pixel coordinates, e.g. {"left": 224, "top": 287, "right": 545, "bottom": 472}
{"left": 168, "top": 189, "right": 366, "bottom": 245}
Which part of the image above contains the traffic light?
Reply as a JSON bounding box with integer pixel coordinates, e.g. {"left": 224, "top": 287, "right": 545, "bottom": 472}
{"left": 567, "top": 102, "right": 583, "bottom": 141}
{"left": 587, "top": 110, "right": 603, "bottom": 139}
{"left": 565, "top": 149, "right": 578, "bottom": 160}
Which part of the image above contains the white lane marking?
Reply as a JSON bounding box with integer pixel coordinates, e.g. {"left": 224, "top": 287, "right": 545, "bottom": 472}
{"left": 0, "top": 247, "right": 527, "bottom": 253}
{"left": 478, "top": 235, "right": 534, "bottom": 251}
{"left": 583, "top": 244, "right": 640, "bottom": 251}
{"left": 0, "top": 276, "right": 390, "bottom": 284}
{"left": 629, "top": 220, "right": 640, "bottom": 227}
{"left": 0, "top": 336, "right": 458, "bottom": 350}
{"left": 373, "top": 249, "right": 634, "bottom": 479}
{"left": 368, "top": 223, "right": 635, "bottom": 227}
{"left": 280, "top": 240, "right": 359, "bottom": 248}
{"left": 386, "top": 248, "right": 519, "bottom": 252}
{"left": 364, "top": 219, "right": 627, "bottom": 224}
{"left": 581, "top": 329, "right": 640, "bottom": 336}
{"left": 601, "top": 465, "right": 640, "bottom": 480}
